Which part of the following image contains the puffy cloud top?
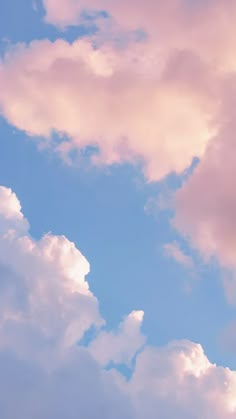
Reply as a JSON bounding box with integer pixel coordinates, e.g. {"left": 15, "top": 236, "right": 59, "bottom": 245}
{"left": 0, "top": 186, "right": 29, "bottom": 234}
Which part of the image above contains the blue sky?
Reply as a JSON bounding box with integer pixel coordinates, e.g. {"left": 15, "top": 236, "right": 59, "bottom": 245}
{"left": 1, "top": 1, "right": 236, "bottom": 417}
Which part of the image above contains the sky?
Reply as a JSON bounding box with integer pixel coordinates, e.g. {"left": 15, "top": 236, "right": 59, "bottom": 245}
{"left": 1, "top": 1, "right": 236, "bottom": 418}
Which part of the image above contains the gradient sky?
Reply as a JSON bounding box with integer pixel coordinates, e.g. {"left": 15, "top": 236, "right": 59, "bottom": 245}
{"left": 1, "top": 1, "right": 236, "bottom": 418}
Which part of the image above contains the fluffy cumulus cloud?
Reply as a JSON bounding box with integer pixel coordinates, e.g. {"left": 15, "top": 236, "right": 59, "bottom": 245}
{"left": 0, "top": 186, "right": 29, "bottom": 234}
{"left": 0, "top": 186, "right": 103, "bottom": 365}
{"left": 0, "top": 185, "right": 236, "bottom": 418}
{"left": 0, "top": 37, "right": 214, "bottom": 181}
{"left": 127, "top": 340, "right": 236, "bottom": 419}
{"left": 89, "top": 310, "right": 145, "bottom": 366}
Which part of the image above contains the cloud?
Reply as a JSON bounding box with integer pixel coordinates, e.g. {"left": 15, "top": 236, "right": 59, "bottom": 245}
{"left": 41, "top": 0, "right": 236, "bottom": 79}
{"left": 163, "top": 241, "right": 194, "bottom": 270}
{"left": 175, "top": 76, "right": 236, "bottom": 301}
{"left": 0, "top": 186, "right": 29, "bottom": 234}
{"left": 0, "top": 349, "right": 134, "bottom": 419}
{"left": 40, "top": 0, "right": 236, "bottom": 49}
{"left": 89, "top": 310, "right": 145, "bottom": 366}
{"left": 1, "top": 185, "right": 236, "bottom": 418}
{"left": 2, "top": 1, "right": 236, "bottom": 187}
{"left": 0, "top": 35, "right": 215, "bottom": 181}
{"left": 126, "top": 340, "right": 236, "bottom": 419}
{"left": 0, "top": 185, "right": 102, "bottom": 365}
{"left": 42, "top": 0, "right": 84, "bottom": 27}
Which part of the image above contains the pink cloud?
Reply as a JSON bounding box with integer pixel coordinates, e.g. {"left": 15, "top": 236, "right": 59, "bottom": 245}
{"left": 42, "top": 0, "right": 236, "bottom": 73}
{"left": 175, "top": 77, "right": 236, "bottom": 295}
{"left": 0, "top": 38, "right": 215, "bottom": 181}
{"left": 3, "top": 1, "right": 236, "bottom": 184}
{"left": 6, "top": 2, "right": 236, "bottom": 184}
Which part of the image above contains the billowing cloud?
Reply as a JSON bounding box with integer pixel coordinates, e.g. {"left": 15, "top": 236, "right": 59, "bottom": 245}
{"left": 0, "top": 38, "right": 214, "bottom": 181}
{"left": 0, "top": 186, "right": 29, "bottom": 234}
{"left": 1, "top": 185, "right": 236, "bottom": 418}
{"left": 2, "top": 1, "right": 236, "bottom": 188}
{"left": 89, "top": 310, "right": 145, "bottom": 366}
{"left": 126, "top": 340, "right": 236, "bottom": 419}
{"left": 0, "top": 185, "right": 102, "bottom": 365}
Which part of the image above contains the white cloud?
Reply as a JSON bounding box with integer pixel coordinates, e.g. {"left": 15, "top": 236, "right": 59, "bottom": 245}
{"left": 0, "top": 186, "right": 29, "bottom": 234}
{"left": 89, "top": 310, "right": 145, "bottom": 366}
{"left": 0, "top": 185, "right": 236, "bottom": 418}
{"left": 126, "top": 340, "right": 236, "bottom": 419}
{"left": 0, "top": 186, "right": 102, "bottom": 366}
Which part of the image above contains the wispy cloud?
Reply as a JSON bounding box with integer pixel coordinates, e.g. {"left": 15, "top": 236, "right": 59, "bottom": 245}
{"left": 163, "top": 241, "right": 194, "bottom": 270}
